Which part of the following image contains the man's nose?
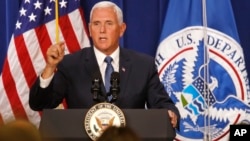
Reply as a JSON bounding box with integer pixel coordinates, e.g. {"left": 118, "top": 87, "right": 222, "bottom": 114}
{"left": 100, "top": 24, "right": 106, "bottom": 33}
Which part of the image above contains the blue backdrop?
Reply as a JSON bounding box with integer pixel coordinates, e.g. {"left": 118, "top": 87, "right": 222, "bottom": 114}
{"left": 0, "top": 0, "right": 249, "bottom": 81}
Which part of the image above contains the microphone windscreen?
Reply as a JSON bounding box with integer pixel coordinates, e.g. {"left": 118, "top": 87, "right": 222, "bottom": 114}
{"left": 92, "top": 72, "right": 102, "bottom": 80}
{"left": 111, "top": 72, "right": 119, "bottom": 80}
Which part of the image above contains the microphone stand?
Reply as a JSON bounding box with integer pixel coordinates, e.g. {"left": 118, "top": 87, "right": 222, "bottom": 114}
{"left": 109, "top": 72, "right": 120, "bottom": 103}
{"left": 91, "top": 73, "right": 103, "bottom": 102}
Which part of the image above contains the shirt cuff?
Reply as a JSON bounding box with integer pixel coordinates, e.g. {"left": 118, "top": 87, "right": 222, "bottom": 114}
{"left": 40, "top": 74, "right": 54, "bottom": 88}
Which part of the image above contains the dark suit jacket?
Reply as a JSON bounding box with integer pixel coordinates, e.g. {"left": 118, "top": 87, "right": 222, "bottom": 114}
{"left": 29, "top": 47, "right": 180, "bottom": 119}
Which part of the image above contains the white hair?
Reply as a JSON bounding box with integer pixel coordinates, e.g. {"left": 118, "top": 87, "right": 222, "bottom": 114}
{"left": 89, "top": 1, "right": 123, "bottom": 25}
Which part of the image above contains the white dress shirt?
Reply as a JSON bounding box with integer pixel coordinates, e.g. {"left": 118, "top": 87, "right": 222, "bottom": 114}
{"left": 93, "top": 46, "right": 120, "bottom": 85}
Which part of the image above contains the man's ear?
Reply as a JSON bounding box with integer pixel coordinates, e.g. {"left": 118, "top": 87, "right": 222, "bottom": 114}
{"left": 119, "top": 23, "right": 126, "bottom": 37}
{"left": 88, "top": 23, "right": 92, "bottom": 37}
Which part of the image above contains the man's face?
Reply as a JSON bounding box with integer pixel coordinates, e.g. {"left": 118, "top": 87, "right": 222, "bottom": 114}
{"left": 89, "top": 7, "right": 126, "bottom": 55}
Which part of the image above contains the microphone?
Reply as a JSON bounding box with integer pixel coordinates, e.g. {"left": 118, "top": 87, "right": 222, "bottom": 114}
{"left": 109, "top": 72, "right": 120, "bottom": 102}
{"left": 91, "top": 72, "right": 102, "bottom": 102}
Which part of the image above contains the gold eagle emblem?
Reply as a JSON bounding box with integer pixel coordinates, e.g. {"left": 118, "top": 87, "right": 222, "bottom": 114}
{"left": 95, "top": 116, "right": 115, "bottom": 133}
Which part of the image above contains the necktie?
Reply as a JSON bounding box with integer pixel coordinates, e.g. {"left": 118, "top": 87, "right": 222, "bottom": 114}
{"left": 104, "top": 56, "right": 114, "bottom": 101}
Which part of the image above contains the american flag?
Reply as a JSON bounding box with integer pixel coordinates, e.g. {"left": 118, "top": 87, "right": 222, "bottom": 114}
{"left": 0, "top": 0, "right": 90, "bottom": 127}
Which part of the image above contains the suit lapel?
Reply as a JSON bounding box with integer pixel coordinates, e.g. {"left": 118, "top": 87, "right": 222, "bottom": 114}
{"left": 84, "top": 47, "right": 106, "bottom": 97}
{"left": 119, "top": 48, "right": 132, "bottom": 96}
{"left": 84, "top": 47, "right": 99, "bottom": 76}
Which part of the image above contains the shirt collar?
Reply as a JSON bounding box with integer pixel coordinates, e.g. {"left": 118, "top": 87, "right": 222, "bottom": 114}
{"left": 93, "top": 46, "right": 120, "bottom": 67}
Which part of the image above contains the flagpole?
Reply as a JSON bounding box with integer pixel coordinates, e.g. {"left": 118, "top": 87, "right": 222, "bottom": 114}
{"left": 202, "top": 0, "right": 211, "bottom": 140}
{"left": 55, "top": 0, "right": 59, "bottom": 43}
{"left": 55, "top": 0, "right": 65, "bottom": 109}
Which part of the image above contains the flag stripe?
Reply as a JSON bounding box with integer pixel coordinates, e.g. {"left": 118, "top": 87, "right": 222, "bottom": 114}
{"left": 5, "top": 34, "right": 41, "bottom": 125}
{"left": 26, "top": 29, "right": 47, "bottom": 75}
{"left": 69, "top": 9, "right": 90, "bottom": 48}
{"left": 78, "top": 8, "right": 90, "bottom": 43}
{"left": 20, "top": 31, "right": 44, "bottom": 124}
{"left": 35, "top": 25, "right": 52, "bottom": 59}
{"left": 46, "top": 20, "right": 61, "bottom": 46}
{"left": 0, "top": 38, "right": 17, "bottom": 123}
{"left": 2, "top": 60, "right": 28, "bottom": 120}
{"left": 14, "top": 35, "right": 37, "bottom": 87}
{"left": 60, "top": 14, "right": 81, "bottom": 53}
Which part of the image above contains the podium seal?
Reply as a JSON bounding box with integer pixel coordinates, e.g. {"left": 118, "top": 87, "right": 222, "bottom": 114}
{"left": 84, "top": 102, "right": 126, "bottom": 140}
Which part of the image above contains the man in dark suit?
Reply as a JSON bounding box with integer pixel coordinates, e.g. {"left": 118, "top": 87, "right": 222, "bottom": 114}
{"left": 29, "top": 1, "right": 180, "bottom": 128}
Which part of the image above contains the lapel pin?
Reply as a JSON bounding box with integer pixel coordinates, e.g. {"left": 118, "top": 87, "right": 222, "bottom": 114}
{"left": 122, "top": 67, "right": 126, "bottom": 72}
